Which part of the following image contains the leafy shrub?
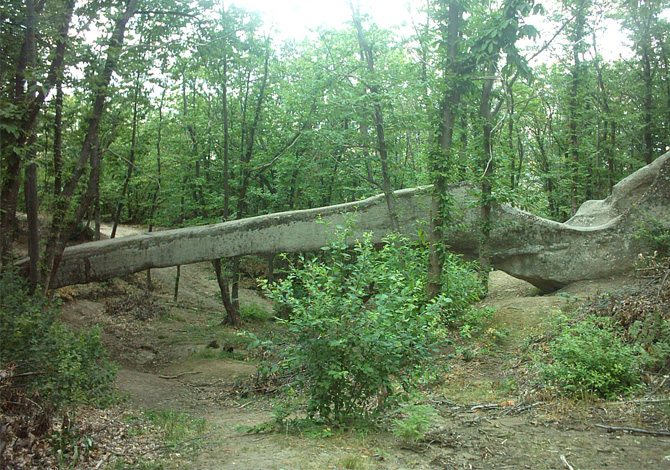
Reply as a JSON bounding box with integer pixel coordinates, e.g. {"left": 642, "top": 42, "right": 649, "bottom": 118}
{"left": 392, "top": 404, "right": 439, "bottom": 443}
{"left": 241, "top": 302, "right": 274, "bottom": 323}
{"left": 0, "top": 271, "right": 118, "bottom": 407}
{"left": 584, "top": 285, "right": 670, "bottom": 371}
{"left": 265, "top": 230, "right": 447, "bottom": 424}
{"left": 437, "top": 253, "right": 487, "bottom": 322}
{"left": 538, "top": 315, "right": 645, "bottom": 399}
{"left": 635, "top": 218, "right": 670, "bottom": 256}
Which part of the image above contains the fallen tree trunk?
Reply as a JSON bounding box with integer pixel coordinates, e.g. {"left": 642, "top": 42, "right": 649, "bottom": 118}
{"left": 17, "top": 151, "right": 670, "bottom": 292}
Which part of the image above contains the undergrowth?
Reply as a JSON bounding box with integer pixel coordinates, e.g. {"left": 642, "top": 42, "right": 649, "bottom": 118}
{"left": 535, "top": 265, "right": 670, "bottom": 399}
{"left": 252, "top": 225, "right": 484, "bottom": 428}
{"left": 536, "top": 314, "right": 645, "bottom": 399}
{"left": 0, "top": 270, "right": 118, "bottom": 408}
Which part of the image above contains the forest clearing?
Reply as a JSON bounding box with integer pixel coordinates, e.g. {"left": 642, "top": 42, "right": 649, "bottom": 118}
{"left": 2, "top": 222, "right": 670, "bottom": 469}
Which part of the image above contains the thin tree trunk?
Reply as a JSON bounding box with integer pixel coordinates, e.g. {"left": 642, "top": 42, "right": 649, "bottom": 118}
{"left": 112, "top": 70, "right": 142, "bottom": 239}
{"left": 352, "top": 10, "right": 400, "bottom": 232}
{"left": 568, "top": 8, "right": 585, "bottom": 216}
{"left": 642, "top": 46, "right": 654, "bottom": 164}
{"left": 53, "top": 81, "right": 64, "bottom": 197}
{"left": 43, "top": 0, "right": 139, "bottom": 291}
{"left": 213, "top": 259, "right": 241, "bottom": 327}
{"left": 222, "top": 47, "right": 231, "bottom": 219}
{"left": 479, "top": 72, "right": 495, "bottom": 296}
{"left": 24, "top": 153, "right": 40, "bottom": 293}
{"left": 173, "top": 265, "right": 181, "bottom": 302}
{"left": 147, "top": 86, "right": 166, "bottom": 289}
{"left": 231, "top": 256, "right": 240, "bottom": 315}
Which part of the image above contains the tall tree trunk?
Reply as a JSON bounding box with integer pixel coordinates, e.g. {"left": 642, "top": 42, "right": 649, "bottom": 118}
{"left": 641, "top": 45, "right": 654, "bottom": 164}
{"left": 567, "top": 6, "right": 586, "bottom": 216}
{"left": 0, "top": 0, "right": 36, "bottom": 265}
{"left": 43, "top": 0, "right": 139, "bottom": 291}
{"left": 479, "top": 72, "right": 495, "bottom": 296}
{"left": 662, "top": 44, "right": 670, "bottom": 152}
{"left": 352, "top": 10, "right": 400, "bottom": 232}
{"left": 222, "top": 48, "right": 231, "bottom": 219}
{"left": 53, "top": 81, "right": 64, "bottom": 197}
{"left": 0, "top": 0, "right": 74, "bottom": 265}
{"left": 111, "top": 71, "right": 142, "bottom": 238}
{"left": 147, "top": 87, "right": 166, "bottom": 289}
{"left": 427, "top": 0, "right": 463, "bottom": 299}
{"left": 24, "top": 149, "right": 40, "bottom": 293}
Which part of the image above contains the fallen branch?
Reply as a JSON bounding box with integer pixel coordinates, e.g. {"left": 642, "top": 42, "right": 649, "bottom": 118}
{"left": 470, "top": 403, "right": 499, "bottom": 411}
{"left": 0, "top": 371, "right": 42, "bottom": 380}
{"left": 659, "top": 268, "right": 669, "bottom": 297}
{"left": 560, "top": 454, "right": 574, "bottom": 470}
{"left": 594, "top": 423, "right": 670, "bottom": 437}
{"left": 158, "top": 371, "right": 199, "bottom": 380}
{"left": 610, "top": 398, "right": 670, "bottom": 405}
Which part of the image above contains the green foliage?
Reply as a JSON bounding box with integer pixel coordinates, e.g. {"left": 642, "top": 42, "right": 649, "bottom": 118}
{"left": 392, "top": 404, "right": 439, "bottom": 443}
{"left": 51, "top": 420, "right": 96, "bottom": 469}
{"left": 0, "top": 271, "right": 118, "bottom": 407}
{"left": 265, "top": 230, "right": 448, "bottom": 424}
{"left": 433, "top": 253, "right": 487, "bottom": 323}
{"left": 335, "top": 454, "right": 371, "bottom": 470}
{"left": 629, "top": 313, "right": 670, "bottom": 371}
{"left": 241, "top": 302, "right": 274, "bottom": 323}
{"left": 537, "top": 315, "right": 645, "bottom": 399}
{"left": 634, "top": 218, "right": 670, "bottom": 256}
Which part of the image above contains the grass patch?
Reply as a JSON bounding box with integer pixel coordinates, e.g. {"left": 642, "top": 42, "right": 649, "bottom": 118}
{"left": 144, "top": 409, "right": 208, "bottom": 448}
{"left": 241, "top": 302, "right": 274, "bottom": 323}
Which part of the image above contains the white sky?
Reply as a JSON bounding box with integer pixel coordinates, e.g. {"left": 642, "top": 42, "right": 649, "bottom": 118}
{"left": 228, "top": 0, "right": 418, "bottom": 39}
{"left": 228, "top": 0, "right": 651, "bottom": 62}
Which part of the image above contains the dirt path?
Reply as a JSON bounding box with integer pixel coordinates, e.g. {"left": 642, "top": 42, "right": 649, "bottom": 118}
{"left": 58, "top": 228, "right": 670, "bottom": 469}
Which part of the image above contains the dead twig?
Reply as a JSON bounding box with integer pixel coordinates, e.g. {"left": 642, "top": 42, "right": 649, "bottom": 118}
{"left": 610, "top": 397, "right": 670, "bottom": 405}
{"left": 658, "top": 268, "right": 669, "bottom": 297}
{"left": 470, "top": 403, "right": 499, "bottom": 411}
{"left": 647, "top": 376, "right": 669, "bottom": 397}
{"left": 158, "top": 371, "right": 199, "bottom": 380}
{"left": 560, "top": 454, "right": 574, "bottom": 470}
{"left": 594, "top": 423, "right": 670, "bottom": 437}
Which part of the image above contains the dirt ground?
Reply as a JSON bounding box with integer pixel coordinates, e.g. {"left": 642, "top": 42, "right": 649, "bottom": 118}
{"left": 53, "top": 226, "right": 670, "bottom": 470}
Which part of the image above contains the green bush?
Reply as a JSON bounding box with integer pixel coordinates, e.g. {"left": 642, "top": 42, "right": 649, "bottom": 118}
{"left": 634, "top": 218, "right": 670, "bottom": 256}
{"left": 265, "top": 231, "right": 448, "bottom": 424}
{"left": 437, "top": 253, "right": 487, "bottom": 323}
{"left": 392, "top": 404, "right": 439, "bottom": 443}
{"left": 0, "top": 271, "right": 118, "bottom": 407}
{"left": 241, "top": 302, "right": 274, "bottom": 323}
{"left": 538, "top": 315, "right": 645, "bottom": 399}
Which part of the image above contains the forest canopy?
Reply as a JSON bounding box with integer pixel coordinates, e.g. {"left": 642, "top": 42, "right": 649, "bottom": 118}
{"left": 1, "top": 0, "right": 669, "bottom": 294}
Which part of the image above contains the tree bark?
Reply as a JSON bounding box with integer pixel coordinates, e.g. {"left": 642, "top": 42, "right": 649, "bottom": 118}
{"left": 213, "top": 259, "right": 241, "bottom": 327}
{"left": 427, "top": 0, "right": 463, "bottom": 299}
{"left": 43, "top": 0, "right": 140, "bottom": 291}
{"left": 479, "top": 70, "right": 495, "bottom": 296}
{"left": 24, "top": 154, "right": 40, "bottom": 294}
{"left": 0, "top": 0, "right": 74, "bottom": 264}
{"left": 352, "top": 10, "right": 400, "bottom": 232}
{"left": 112, "top": 70, "right": 142, "bottom": 238}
